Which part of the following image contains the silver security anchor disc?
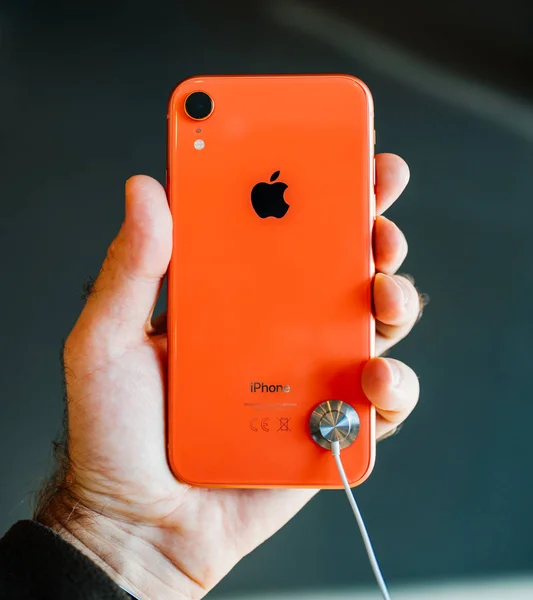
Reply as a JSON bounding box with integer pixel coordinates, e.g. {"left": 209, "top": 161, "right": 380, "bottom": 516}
{"left": 310, "top": 400, "right": 360, "bottom": 450}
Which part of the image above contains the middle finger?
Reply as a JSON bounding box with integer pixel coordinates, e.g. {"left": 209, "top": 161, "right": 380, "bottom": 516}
{"left": 374, "top": 215, "right": 408, "bottom": 275}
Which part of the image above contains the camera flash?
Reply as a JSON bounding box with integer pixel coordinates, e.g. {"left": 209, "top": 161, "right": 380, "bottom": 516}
{"left": 194, "top": 139, "right": 205, "bottom": 150}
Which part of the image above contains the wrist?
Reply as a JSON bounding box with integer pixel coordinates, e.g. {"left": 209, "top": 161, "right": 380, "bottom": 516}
{"left": 35, "top": 489, "right": 205, "bottom": 600}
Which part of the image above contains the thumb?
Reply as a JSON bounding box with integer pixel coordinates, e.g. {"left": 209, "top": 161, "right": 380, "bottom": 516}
{"left": 75, "top": 175, "right": 172, "bottom": 346}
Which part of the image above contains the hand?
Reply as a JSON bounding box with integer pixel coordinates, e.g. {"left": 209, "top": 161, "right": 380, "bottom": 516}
{"left": 35, "top": 154, "right": 424, "bottom": 600}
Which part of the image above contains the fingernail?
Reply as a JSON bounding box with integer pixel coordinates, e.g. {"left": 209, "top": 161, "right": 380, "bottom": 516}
{"left": 381, "top": 274, "right": 407, "bottom": 306}
{"left": 397, "top": 277, "right": 411, "bottom": 307}
{"left": 387, "top": 359, "right": 403, "bottom": 387}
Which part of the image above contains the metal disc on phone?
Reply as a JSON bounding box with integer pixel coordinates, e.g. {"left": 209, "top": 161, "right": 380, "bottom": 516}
{"left": 310, "top": 400, "right": 360, "bottom": 450}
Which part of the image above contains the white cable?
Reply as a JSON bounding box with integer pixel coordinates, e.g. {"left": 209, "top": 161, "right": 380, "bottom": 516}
{"left": 331, "top": 440, "right": 392, "bottom": 600}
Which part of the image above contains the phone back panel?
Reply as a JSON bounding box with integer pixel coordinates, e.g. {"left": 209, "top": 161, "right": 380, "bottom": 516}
{"left": 167, "top": 74, "right": 375, "bottom": 488}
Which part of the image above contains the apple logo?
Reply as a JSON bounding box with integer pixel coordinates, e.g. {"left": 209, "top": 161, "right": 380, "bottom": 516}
{"left": 250, "top": 171, "right": 289, "bottom": 219}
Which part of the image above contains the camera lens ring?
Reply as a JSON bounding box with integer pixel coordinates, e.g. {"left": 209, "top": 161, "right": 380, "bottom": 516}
{"left": 184, "top": 91, "right": 214, "bottom": 121}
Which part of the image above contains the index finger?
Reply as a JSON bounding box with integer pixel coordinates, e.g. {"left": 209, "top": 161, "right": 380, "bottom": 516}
{"left": 375, "top": 153, "right": 410, "bottom": 214}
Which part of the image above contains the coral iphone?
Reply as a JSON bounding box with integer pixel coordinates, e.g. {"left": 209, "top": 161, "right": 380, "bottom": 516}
{"left": 167, "top": 74, "right": 376, "bottom": 489}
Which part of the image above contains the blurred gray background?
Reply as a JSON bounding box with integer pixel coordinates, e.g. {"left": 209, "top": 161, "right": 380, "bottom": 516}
{"left": 1, "top": 0, "right": 533, "bottom": 596}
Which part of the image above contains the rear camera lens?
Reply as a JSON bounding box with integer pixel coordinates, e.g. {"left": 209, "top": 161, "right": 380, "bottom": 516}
{"left": 184, "top": 91, "right": 213, "bottom": 120}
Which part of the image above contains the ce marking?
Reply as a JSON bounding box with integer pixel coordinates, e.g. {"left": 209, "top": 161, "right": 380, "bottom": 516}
{"left": 250, "top": 417, "right": 270, "bottom": 432}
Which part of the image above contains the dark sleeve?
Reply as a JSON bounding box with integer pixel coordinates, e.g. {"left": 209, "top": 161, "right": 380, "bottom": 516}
{"left": 0, "top": 520, "right": 134, "bottom": 600}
